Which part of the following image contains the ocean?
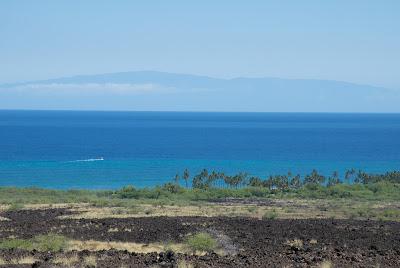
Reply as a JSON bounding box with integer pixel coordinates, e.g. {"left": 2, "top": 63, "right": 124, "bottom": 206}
{"left": 0, "top": 110, "right": 399, "bottom": 189}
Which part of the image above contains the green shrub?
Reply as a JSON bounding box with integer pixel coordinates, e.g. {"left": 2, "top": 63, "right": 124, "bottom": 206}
{"left": 262, "top": 210, "right": 278, "bottom": 220}
{"left": 382, "top": 209, "right": 400, "bottom": 219}
{"left": 0, "top": 234, "right": 69, "bottom": 252}
{"left": 247, "top": 206, "right": 257, "bottom": 213}
{"left": 114, "top": 185, "right": 140, "bottom": 199}
{"left": 0, "top": 238, "right": 34, "bottom": 250}
{"left": 7, "top": 203, "right": 24, "bottom": 211}
{"left": 0, "top": 178, "right": 399, "bottom": 206}
{"left": 33, "top": 234, "right": 69, "bottom": 251}
{"left": 186, "top": 232, "right": 217, "bottom": 253}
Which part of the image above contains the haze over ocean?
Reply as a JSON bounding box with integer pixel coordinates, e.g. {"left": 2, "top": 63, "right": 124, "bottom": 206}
{"left": 0, "top": 110, "right": 399, "bottom": 189}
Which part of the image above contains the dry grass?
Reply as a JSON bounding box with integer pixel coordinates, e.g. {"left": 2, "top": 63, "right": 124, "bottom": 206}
{"left": 51, "top": 199, "right": 400, "bottom": 221}
{"left": 23, "top": 203, "right": 87, "bottom": 210}
{"left": 107, "top": 227, "right": 119, "bottom": 233}
{"left": 68, "top": 239, "right": 187, "bottom": 254}
{"left": 286, "top": 239, "right": 303, "bottom": 250}
{"left": 177, "top": 259, "right": 194, "bottom": 268}
{"left": 5, "top": 256, "right": 39, "bottom": 265}
{"left": 52, "top": 253, "right": 80, "bottom": 266}
{"left": 4, "top": 198, "right": 399, "bottom": 222}
{"left": 57, "top": 201, "right": 329, "bottom": 220}
{"left": 319, "top": 260, "right": 333, "bottom": 268}
{"left": 60, "top": 204, "right": 235, "bottom": 219}
{"left": 83, "top": 255, "right": 97, "bottom": 267}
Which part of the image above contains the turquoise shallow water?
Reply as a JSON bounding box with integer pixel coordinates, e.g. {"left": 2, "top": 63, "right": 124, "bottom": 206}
{"left": 0, "top": 111, "right": 399, "bottom": 189}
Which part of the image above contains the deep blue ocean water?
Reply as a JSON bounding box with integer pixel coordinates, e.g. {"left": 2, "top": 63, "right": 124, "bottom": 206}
{"left": 0, "top": 110, "right": 399, "bottom": 189}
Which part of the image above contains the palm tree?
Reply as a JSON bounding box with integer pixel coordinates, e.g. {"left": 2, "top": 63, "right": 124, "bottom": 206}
{"left": 237, "top": 172, "right": 248, "bottom": 188}
{"left": 248, "top": 176, "right": 263, "bottom": 187}
{"left": 355, "top": 170, "right": 368, "bottom": 184}
{"left": 192, "top": 169, "right": 210, "bottom": 189}
{"left": 290, "top": 174, "right": 301, "bottom": 189}
{"left": 224, "top": 175, "right": 233, "bottom": 188}
{"left": 208, "top": 171, "right": 218, "bottom": 188}
{"left": 327, "top": 171, "right": 340, "bottom": 187}
{"left": 183, "top": 169, "right": 190, "bottom": 188}
{"left": 304, "top": 169, "right": 325, "bottom": 185}
{"left": 192, "top": 174, "right": 203, "bottom": 189}
{"left": 345, "top": 168, "right": 356, "bottom": 184}
{"left": 231, "top": 175, "right": 242, "bottom": 189}
{"left": 263, "top": 176, "right": 275, "bottom": 190}
{"left": 174, "top": 173, "right": 180, "bottom": 185}
{"left": 217, "top": 172, "right": 226, "bottom": 188}
{"left": 200, "top": 169, "right": 209, "bottom": 178}
{"left": 280, "top": 175, "right": 290, "bottom": 191}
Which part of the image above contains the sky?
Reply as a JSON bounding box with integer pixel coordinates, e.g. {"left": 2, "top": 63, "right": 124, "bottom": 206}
{"left": 0, "top": 0, "right": 399, "bottom": 89}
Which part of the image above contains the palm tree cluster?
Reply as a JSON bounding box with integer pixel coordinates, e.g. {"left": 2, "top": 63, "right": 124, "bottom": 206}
{"left": 173, "top": 169, "right": 400, "bottom": 190}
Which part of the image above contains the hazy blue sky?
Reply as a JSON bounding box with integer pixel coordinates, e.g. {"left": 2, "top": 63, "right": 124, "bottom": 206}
{"left": 1, "top": 1, "right": 399, "bottom": 88}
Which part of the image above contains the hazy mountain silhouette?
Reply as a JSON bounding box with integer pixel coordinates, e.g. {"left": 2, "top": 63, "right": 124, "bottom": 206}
{"left": 1, "top": 71, "right": 399, "bottom": 112}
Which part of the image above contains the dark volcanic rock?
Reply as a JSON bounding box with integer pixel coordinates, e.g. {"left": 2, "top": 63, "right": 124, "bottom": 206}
{"left": 1, "top": 208, "right": 400, "bottom": 267}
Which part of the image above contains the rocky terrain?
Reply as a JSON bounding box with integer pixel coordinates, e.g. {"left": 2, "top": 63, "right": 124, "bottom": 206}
{"left": 0, "top": 208, "right": 399, "bottom": 267}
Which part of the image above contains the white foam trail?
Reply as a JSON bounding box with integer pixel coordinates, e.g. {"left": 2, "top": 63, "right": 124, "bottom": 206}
{"left": 67, "top": 157, "right": 104, "bottom": 163}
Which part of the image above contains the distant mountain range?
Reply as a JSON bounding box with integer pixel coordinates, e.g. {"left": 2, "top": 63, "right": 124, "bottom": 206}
{"left": 1, "top": 71, "right": 399, "bottom": 112}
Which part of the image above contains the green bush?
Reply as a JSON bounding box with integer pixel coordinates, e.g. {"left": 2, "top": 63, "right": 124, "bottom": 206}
{"left": 33, "top": 234, "right": 69, "bottom": 251}
{"left": 382, "top": 209, "right": 400, "bottom": 219}
{"left": 7, "top": 203, "right": 24, "bottom": 211}
{"left": 114, "top": 185, "right": 140, "bottom": 199}
{"left": 263, "top": 210, "right": 278, "bottom": 220}
{"left": 0, "top": 238, "right": 34, "bottom": 250}
{"left": 0, "top": 177, "right": 399, "bottom": 206}
{"left": 186, "top": 232, "right": 217, "bottom": 253}
{"left": 0, "top": 234, "right": 69, "bottom": 252}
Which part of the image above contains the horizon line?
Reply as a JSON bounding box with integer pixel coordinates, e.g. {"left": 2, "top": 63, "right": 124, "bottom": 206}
{"left": 1, "top": 109, "right": 399, "bottom": 115}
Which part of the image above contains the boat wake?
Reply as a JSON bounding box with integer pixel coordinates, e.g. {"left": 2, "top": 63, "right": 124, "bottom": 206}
{"left": 67, "top": 157, "right": 104, "bottom": 163}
